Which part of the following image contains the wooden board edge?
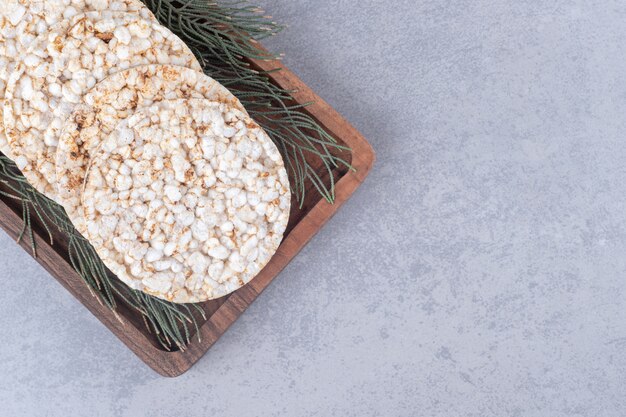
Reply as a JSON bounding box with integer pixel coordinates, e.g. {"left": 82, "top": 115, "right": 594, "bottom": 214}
{"left": 0, "top": 52, "right": 376, "bottom": 377}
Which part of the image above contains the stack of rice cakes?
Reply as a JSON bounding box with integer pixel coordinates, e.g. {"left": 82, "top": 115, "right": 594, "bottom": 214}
{"left": 0, "top": 1, "right": 291, "bottom": 303}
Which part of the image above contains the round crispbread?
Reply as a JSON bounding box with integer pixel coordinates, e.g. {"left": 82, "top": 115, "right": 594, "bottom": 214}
{"left": 56, "top": 64, "right": 246, "bottom": 234}
{"left": 82, "top": 99, "right": 291, "bottom": 303}
{"left": 0, "top": 0, "right": 155, "bottom": 159}
{"left": 3, "top": 11, "right": 200, "bottom": 198}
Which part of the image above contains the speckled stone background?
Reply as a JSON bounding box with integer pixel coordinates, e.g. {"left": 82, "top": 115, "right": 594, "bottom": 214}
{"left": 1, "top": 0, "right": 626, "bottom": 415}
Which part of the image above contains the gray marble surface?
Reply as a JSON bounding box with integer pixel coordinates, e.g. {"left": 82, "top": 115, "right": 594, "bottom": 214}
{"left": 1, "top": 0, "right": 626, "bottom": 415}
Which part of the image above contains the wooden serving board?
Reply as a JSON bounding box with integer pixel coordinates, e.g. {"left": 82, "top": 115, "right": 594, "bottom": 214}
{"left": 0, "top": 53, "right": 375, "bottom": 377}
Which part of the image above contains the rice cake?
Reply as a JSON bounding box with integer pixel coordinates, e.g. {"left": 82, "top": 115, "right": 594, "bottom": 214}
{"left": 0, "top": 0, "right": 155, "bottom": 160}
{"left": 3, "top": 11, "right": 200, "bottom": 198}
{"left": 82, "top": 99, "right": 291, "bottom": 303}
{"left": 56, "top": 64, "right": 246, "bottom": 234}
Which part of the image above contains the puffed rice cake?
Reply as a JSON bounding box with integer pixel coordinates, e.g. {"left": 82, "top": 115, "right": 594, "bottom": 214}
{"left": 0, "top": 0, "right": 155, "bottom": 159}
{"left": 82, "top": 99, "right": 291, "bottom": 303}
{"left": 3, "top": 11, "right": 200, "bottom": 198}
{"left": 56, "top": 64, "right": 246, "bottom": 234}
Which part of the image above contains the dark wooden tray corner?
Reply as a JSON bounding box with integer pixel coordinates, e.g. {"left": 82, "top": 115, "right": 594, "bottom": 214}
{"left": 0, "top": 54, "right": 375, "bottom": 377}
